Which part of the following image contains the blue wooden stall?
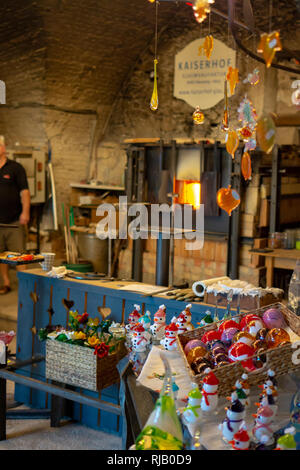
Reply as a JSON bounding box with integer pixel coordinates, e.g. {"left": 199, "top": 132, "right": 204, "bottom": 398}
{"left": 15, "top": 269, "right": 233, "bottom": 436}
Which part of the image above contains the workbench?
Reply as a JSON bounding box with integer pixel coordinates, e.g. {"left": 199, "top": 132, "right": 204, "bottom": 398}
{"left": 251, "top": 248, "right": 300, "bottom": 287}
{"left": 13, "top": 268, "right": 231, "bottom": 436}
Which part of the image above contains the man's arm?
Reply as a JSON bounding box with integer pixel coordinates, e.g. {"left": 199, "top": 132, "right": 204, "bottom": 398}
{"left": 19, "top": 189, "right": 30, "bottom": 225}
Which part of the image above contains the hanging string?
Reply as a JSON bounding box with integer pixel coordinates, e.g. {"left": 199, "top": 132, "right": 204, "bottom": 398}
{"left": 150, "top": 1, "right": 159, "bottom": 111}
{"left": 269, "top": 0, "right": 273, "bottom": 33}
{"left": 154, "top": 0, "right": 159, "bottom": 61}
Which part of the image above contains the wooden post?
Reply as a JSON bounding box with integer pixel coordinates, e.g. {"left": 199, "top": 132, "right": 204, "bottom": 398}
{"left": 266, "top": 256, "right": 274, "bottom": 287}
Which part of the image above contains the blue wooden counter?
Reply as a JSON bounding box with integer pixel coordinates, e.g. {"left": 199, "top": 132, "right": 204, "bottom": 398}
{"left": 15, "top": 269, "right": 231, "bottom": 436}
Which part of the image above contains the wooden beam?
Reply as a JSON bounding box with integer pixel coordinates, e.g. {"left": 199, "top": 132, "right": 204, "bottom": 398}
{"left": 272, "top": 113, "right": 300, "bottom": 127}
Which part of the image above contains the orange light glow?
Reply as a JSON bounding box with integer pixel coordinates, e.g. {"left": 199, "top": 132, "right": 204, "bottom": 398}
{"left": 175, "top": 180, "right": 201, "bottom": 209}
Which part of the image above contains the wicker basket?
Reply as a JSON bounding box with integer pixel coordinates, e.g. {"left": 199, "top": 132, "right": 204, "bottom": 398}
{"left": 46, "top": 339, "right": 127, "bottom": 391}
{"left": 177, "top": 302, "right": 300, "bottom": 397}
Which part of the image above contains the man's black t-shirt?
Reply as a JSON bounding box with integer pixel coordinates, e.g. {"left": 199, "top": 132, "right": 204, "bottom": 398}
{"left": 0, "top": 159, "right": 29, "bottom": 223}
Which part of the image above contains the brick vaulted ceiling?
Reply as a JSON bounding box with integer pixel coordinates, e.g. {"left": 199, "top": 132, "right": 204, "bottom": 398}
{"left": 0, "top": 0, "right": 299, "bottom": 150}
{"left": 0, "top": 0, "right": 299, "bottom": 111}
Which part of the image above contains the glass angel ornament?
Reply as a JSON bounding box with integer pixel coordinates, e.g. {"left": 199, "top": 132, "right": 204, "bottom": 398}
{"left": 226, "top": 66, "right": 239, "bottom": 96}
{"left": 199, "top": 35, "right": 214, "bottom": 59}
{"left": 257, "top": 31, "right": 282, "bottom": 68}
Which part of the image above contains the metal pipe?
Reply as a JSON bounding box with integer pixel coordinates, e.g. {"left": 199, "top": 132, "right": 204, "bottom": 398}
{"left": 0, "top": 369, "right": 122, "bottom": 415}
{"left": 156, "top": 232, "right": 170, "bottom": 286}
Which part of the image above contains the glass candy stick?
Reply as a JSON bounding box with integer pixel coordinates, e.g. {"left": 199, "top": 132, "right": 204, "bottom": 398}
{"left": 135, "top": 353, "right": 184, "bottom": 450}
{"left": 221, "top": 80, "right": 229, "bottom": 132}
{"left": 150, "top": 59, "right": 159, "bottom": 111}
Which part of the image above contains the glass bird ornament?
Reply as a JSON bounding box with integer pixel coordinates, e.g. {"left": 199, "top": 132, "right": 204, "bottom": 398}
{"left": 243, "top": 68, "right": 260, "bottom": 86}
{"left": 217, "top": 185, "right": 241, "bottom": 216}
{"left": 135, "top": 353, "right": 183, "bottom": 450}
{"left": 241, "top": 151, "right": 252, "bottom": 181}
{"left": 193, "top": 106, "right": 205, "bottom": 125}
{"left": 150, "top": 59, "right": 159, "bottom": 111}
{"left": 226, "top": 130, "right": 239, "bottom": 159}
{"left": 226, "top": 66, "right": 239, "bottom": 96}
{"left": 257, "top": 31, "right": 282, "bottom": 68}
{"left": 192, "top": 0, "right": 215, "bottom": 24}
{"left": 256, "top": 114, "right": 276, "bottom": 154}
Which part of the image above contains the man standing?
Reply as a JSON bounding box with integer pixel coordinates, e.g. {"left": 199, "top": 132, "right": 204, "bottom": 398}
{"left": 0, "top": 136, "right": 30, "bottom": 294}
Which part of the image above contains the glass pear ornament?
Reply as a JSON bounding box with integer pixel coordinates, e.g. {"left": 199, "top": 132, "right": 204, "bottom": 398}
{"left": 217, "top": 185, "right": 240, "bottom": 216}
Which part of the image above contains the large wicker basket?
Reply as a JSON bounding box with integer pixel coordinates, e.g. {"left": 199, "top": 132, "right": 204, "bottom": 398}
{"left": 177, "top": 302, "right": 300, "bottom": 397}
{"left": 46, "top": 339, "right": 127, "bottom": 391}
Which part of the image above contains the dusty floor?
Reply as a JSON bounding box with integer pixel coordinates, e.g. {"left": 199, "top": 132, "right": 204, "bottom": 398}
{"left": 0, "top": 270, "right": 122, "bottom": 450}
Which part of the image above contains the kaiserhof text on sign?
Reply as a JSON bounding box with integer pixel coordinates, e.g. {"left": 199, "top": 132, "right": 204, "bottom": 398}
{"left": 174, "top": 38, "right": 236, "bottom": 110}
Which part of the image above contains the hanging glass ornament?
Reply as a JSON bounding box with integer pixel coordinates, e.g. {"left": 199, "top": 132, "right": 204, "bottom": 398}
{"left": 150, "top": 59, "right": 159, "bottom": 112}
{"left": 238, "top": 125, "right": 254, "bottom": 142}
{"left": 203, "top": 35, "right": 214, "bottom": 59}
{"left": 225, "top": 130, "right": 239, "bottom": 159}
{"left": 217, "top": 185, "right": 240, "bottom": 216}
{"left": 243, "top": 68, "right": 260, "bottom": 86}
{"left": 237, "top": 97, "right": 257, "bottom": 142}
{"left": 192, "top": 0, "right": 215, "bottom": 24}
{"left": 256, "top": 114, "right": 276, "bottom": 154}
{"left": 257, "top": 31, "right": 282, "bottom": 68}
{"left": 244, "top": 137, "right": 257, "bottom": 152}
{"left": 221, "top": 80, "right": 229, "bottom": 132}
{"left": 193, "top": 106, "right": 205, "bottom": 125}
{"left": 291, "top": 80, "right": 300, "bottom": 107}
{"left": 237, "top": 97, "right": 258, "bottom": 128}
{"left": 241, "top": 151, "right": 252, "bottom": 181}
{"left": 226, "top": 66, "right": 239, "bottom": 96}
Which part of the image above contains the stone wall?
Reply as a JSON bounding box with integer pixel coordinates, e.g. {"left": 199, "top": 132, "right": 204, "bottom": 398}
{"left": 0, "top": 0, "right": 299, "bottom": 286}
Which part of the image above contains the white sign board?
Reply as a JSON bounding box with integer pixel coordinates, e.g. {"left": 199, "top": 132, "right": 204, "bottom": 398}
{"left": 174, "top": 38, "right": 236, "bottom": 110}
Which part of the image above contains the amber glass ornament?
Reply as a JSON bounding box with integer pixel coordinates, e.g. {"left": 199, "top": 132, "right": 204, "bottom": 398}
{"left": 186, "top": 346, "right": 207, "bottom": 365}
{"left": 257, "top": 31, "right": 282, "bottom": 68}
{"left": 192, "top": 0, "right": 215, "bottom": 24}
{"left": 226, "top": 66, "right": 239, "bottom": 96}
{"left": 256, "top": 114, "right": 276, "bottom": 154}
{"left": 203, "top": 35, "right": 214, "bottom": 59}
{"left": 241, "top": 151, "right": 252, "bottom": 181}
{"left": 150, "top": 59, "right": 158, "bottom": 111}
{"left": 266, "top": 328, "right": 290, "bottom": 349}
{"left": 193, "top": 106, "right": 205, "bottom": 125}
{"left": 216, "top": 185, "right": 240, "bottom": 216}
{"left": 226, "top": 130, "right": 239, "bottom": 159}
{"left": 238, "top": 125, "right": 254, "bottom": 142}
